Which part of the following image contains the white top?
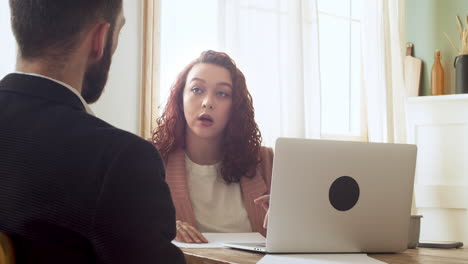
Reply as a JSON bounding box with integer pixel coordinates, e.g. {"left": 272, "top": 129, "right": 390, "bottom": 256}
{"left": 185, "top": 154, "right": 252, "bottom": 233}
{"left": 15, "top": 72, "right": 95, "bottom": 115}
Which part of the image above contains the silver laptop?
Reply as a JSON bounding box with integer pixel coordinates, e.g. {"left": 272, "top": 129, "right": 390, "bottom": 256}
{"left": 224, "top": 138, "right": 417, "bottom": 253}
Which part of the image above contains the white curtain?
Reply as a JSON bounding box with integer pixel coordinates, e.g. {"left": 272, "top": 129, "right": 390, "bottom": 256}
{"left": 361, "top": 0, "right": 407, "bottom": 144}
{"left": 219, "top": 0, "right": 321, "bottom": 147}
{"left": 219, "top": 0, "right": 406, "bottom": 146}
{"left": 361, "top": 0, "right": 412, "bottom": 213}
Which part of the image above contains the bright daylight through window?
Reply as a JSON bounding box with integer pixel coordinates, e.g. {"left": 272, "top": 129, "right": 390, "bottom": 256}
{"left": 159, "top": 0, "right": 364, "bottom": 145}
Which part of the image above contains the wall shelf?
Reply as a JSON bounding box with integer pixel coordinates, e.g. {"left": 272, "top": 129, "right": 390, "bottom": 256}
{"left": 408, "top": 94, "right": 468, "bottom": 103}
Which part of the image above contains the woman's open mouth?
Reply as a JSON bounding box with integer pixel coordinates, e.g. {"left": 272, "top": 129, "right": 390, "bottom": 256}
{"left": 198, "top": 114, "right": 214, "bottom": 127}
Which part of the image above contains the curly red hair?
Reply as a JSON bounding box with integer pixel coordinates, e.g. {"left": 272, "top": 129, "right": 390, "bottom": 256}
{"left": 152, "top": 50, "right": 262, "bottom": 184}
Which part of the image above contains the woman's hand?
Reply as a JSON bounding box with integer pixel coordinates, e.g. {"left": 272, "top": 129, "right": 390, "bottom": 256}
{"left": 175, "top": 220, "right": 208, "bottom": 243}
{"left": 254, "top": 194, "right": 270, "bottom": 229}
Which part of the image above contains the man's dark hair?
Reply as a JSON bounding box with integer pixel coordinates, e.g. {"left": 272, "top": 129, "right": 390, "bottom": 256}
{"left": 9, "top": 0, "right": 122, "bottom": 59}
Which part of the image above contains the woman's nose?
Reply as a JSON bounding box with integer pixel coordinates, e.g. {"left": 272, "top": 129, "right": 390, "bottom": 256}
{"left": 202, "top": 96, "right": 214, "bottom": 109}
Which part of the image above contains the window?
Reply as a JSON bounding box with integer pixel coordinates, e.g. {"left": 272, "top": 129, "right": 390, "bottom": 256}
{"left": 154, "top": 0, "right": 366, "bottom": 144}
{"left": 159, "top": 0, "right": 219, "bottom": 109}
{"left": 317, "top": 0, "right": 364, "bottom": 140}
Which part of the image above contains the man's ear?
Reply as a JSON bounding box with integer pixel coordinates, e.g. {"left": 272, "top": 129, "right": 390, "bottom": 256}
{"left": 89, "top": 22, "right": 111, "bottom": 62}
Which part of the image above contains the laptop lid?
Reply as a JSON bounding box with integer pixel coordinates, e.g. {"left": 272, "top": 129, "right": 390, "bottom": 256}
{"left": 265, "top": 138, "right": 417, "bottom": 253}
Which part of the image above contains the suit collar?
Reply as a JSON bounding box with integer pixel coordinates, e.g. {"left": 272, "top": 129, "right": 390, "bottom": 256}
{"left": 0, "top": 73, "right": 87, "bottom": 113}
{"left": 16, "top": 72, "right": 94, "bottom": 115}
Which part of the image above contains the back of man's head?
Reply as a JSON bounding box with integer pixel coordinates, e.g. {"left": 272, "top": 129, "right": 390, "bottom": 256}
{"left": 9, "top": 0, "right": 123, "bottom": 60}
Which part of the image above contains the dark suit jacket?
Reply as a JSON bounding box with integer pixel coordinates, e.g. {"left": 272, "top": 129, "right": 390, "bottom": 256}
{"left": 0, "top": 73, "right": 185, "bottom": 264}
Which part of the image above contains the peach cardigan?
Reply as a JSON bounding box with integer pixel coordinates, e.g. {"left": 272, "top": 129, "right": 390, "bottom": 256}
{"left": 164, "top": 147, "right": 273, "bottom": 236}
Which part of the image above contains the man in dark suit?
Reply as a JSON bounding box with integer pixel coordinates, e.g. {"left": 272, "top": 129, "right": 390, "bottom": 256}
{"left": 0, "top": 1, "right": 185, "bottom": 263}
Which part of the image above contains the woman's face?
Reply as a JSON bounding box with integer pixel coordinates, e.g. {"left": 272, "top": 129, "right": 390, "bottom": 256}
{"left": 183, "top": 63, "right": 233, "bottom": 140}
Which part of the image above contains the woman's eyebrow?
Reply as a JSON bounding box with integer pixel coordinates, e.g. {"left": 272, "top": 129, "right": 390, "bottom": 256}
{"left": 217, "top": 82, "right": 233, "bottom": 89}
{"left": 189, "top": 78, "right": 232, "bottom": 89}
{"left": 189, "top": 77, "right": 206, "bottom": 83}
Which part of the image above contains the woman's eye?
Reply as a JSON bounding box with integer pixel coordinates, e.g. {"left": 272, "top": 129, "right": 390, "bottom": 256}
{"left": 217, "top": 91, "right": 230, "bottom": 97}
{"left": 191, "top": 87, "right": 203, "bottom": 94}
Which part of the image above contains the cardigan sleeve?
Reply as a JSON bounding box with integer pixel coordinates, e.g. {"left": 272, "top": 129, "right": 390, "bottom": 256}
{"left": 260, "top": 146, "right": 274, "bottom": 193}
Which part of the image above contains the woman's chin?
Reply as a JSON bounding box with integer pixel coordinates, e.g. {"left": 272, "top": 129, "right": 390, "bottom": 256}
{"left": 193, "top": 130, "right": 222, "bottom": 140}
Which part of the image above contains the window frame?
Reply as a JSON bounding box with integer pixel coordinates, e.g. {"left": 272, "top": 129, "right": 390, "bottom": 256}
{"left": 141, "top": 0, "right": 161, "bottom": 140}
{"left": 317, "top": 3, "right": 366, "bottom": 141}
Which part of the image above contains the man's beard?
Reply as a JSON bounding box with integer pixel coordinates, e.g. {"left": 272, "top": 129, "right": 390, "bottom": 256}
{"left": 81, "top": 33, "right": 114, "bottom": 104}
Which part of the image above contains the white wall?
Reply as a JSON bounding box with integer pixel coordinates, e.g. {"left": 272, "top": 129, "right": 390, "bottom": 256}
{"left": 0, "top": 2, "right": 16, "bottom": 78}
{"left": 91, "top": 1, "right": 143, "bottom": 135}
{"left": 0, "top": 1, "right": 143, "bottom": 136}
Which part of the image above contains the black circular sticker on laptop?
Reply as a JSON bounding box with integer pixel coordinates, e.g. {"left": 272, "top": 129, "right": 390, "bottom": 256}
{"left": 329, "top": 176, "right": 360, "bottom": 211}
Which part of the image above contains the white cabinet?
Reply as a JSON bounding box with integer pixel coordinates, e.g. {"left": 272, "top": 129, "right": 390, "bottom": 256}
{"left": 407, "top": 94, "right": 468, "bottom": 243}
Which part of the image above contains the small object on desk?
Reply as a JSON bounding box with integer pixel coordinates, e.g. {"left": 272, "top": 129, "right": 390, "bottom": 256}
{"left": 418, "top": 241, "right": 463, "bottom": 249}
{"left": 407, "top": 215, "right": 423, "bottom": 249}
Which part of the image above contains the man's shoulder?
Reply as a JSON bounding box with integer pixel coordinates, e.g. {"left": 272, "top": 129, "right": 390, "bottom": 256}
{"left": 70, "top": 112, "right": 153, "bottom": 152}
{"left": 49, "top": 108, "right": 157, "bottom": 161}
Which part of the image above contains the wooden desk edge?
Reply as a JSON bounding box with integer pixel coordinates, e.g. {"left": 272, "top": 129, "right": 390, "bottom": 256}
{"left": 182, "top": 247, "right": 468, "bottom": 264}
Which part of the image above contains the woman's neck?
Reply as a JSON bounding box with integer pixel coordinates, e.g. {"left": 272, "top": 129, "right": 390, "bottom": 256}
{"left": 185, "top": 130, "right": 223, "bottom": 165}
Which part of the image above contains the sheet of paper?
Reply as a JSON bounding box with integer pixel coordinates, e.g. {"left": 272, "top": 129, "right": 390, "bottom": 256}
{"left": 173, "top": 232, "right": 265, "bottom": 248}
{"left": 257, "top": 254, "right": 386, "bottom": 264}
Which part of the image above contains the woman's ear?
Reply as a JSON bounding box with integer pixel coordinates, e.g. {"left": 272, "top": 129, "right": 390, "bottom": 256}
{"left": 89, "top": 22, "right": 111, "bottom": 61}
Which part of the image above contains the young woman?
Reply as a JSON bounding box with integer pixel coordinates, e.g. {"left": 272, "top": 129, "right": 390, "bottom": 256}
{"left": 152, "top": 50, "right": 272, "bottom": 243}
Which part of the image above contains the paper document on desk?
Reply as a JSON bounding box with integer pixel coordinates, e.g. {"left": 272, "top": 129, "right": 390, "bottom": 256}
{"left": 173, "top": 232, "right": 265, "bottom": 248}
{"left": 257, "top": 254, "right": 386, "bottom": 264}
